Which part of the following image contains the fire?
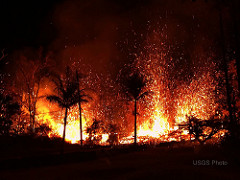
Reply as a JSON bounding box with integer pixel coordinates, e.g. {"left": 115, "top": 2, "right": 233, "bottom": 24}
{"left": 100, "top": 134, "right": 109, "bottom": 144}
{"left": 35, "top": 97, "right": 111, "bottom": 144}
{"left": 34, "top": 69, "right": 218, "bottom": 144}
{"left": 138, "top": 110, "right": 169, "bottom": 138}
{"left": 27, "top": 28, "right": 223, "bottom": 145}
{"left": 175, "top": 69, "right": 218, "bottom": 125}
{"left": 36, "top": 101, "right": 88, "bottom": 144}
{"left": 119, "top": 28, "right": 220, "bottom": 143}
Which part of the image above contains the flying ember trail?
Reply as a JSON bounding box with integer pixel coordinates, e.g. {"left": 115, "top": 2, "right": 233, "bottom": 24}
{"left": 33, "top": 28, "right": 220, "bottom": 144}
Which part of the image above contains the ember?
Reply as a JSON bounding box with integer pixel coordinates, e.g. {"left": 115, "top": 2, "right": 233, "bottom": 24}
{"left": 0, "top": 1, "right": 240, "bottom": 178}
{"left": 18, "top": 28, "right": 230, "bottom": 145}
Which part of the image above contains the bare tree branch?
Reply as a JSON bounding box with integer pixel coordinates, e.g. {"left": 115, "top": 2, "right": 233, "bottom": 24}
{"left": 0, "top": 49, "right": 7, "bottom": 62}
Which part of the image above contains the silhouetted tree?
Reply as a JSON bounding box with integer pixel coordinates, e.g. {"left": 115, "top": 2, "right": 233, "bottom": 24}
{"left": 0, "top": 93, "right": 20, "bottom": 136}
{"left": 121, "top": 71, "right": 150, "bottom": 145}
{"left": 12, "top": 112, "right": 29, "bottom": 135}
{"left": 218, "top": 4, "right": 237, "bottom": 137}
{"left": 179, "top": 115, "right": 225, "bottom": 145}
{"left": 107, "top": 123, "right": 119, "bottom": 146}
{"left": 0, "top": 49, "right": 7, "bottom": 68}
{"left": 35, "top": 123, "right": 52, "bottom": 137}
{"left": 76, "top": 70, "right": 91, "bottom": 146}
{"left": 0, "top": 49, "right": 8, "bottom": 95}
{"left": 16, "top": 53, "right": 51, "bottom": 133}
{"left": 86, "top": 119, "right": 104, "bottom": 145}
{"left": 193, "top": 0, "right": 239, "bottom": 143}
{"left": 230, "top": 0, "right": 240, "bottom": 94}
{"left": 47, "top": 67, "right": 78, "bottom": 153}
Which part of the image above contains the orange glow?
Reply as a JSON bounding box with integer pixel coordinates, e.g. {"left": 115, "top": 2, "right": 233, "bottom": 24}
{"left": 36, "top": 101, "right": 89, "bottom": 144}
{"left": 34, "top": 71, "right": 216, "bottom": 144}
{"left": 137, "top": 100, "right": 170, "bottom": 139}
{"left": 29, "top": 30, "right": 222, "bottom": 145}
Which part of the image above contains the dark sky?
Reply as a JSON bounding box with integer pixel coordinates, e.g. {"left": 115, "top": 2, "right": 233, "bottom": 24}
{"left": 0, "top": 0, "right": 239, "bottom": 77}
{"left": 0, "top": 0, "right": 152, "bottom": 50}
{"left": 0, "top": 0, "right": 62, "bottom": 50}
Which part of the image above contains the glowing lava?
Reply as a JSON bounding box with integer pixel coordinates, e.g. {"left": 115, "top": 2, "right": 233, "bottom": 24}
{"left": 31, "top": 28, "right": 222, "bottom": 145}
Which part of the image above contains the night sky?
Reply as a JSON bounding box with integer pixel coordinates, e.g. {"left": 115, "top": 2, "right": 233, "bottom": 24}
{"left": 0, "top": 0, "right": 239, "bottom": 77}
{"left": 0, "top": 0, "right": 61, "bottom": 49}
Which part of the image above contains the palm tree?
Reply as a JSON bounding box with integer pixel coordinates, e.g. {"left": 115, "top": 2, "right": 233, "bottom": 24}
{"left": 47, "top": 67, "right": 78, "bottom": 153}
{"left": 0, "top": 92, "right": 20, "bottom": 136}
{"left": 122, "top": 71, "right": 150, "bottom": 145}
{"left": 75, "top": 70, "right": 91, "bottom": 146}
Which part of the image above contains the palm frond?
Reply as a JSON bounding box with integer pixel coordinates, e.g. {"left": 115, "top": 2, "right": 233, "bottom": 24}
{"left": 80, "top": 94, "right": 92, "bottom": 100}
{"left": 68, "top": 98, "right": 80, "bottom": 107}
{"left": 121, "top": 71, "right": 148, "bottom": 100}
{"left": 46, "top": 95, "right": 65, "bottom": 108}
{"left": 46, "top": 66, "right": 91, "bottom": 110}
{"left": 51, "top": 75, "right": 65, "bottom": 96}
{"left": 80, "top": 98, "right": 89, "bottom": 103}
{"left": 137, "top": 91, "right": 153, "bottom": 100}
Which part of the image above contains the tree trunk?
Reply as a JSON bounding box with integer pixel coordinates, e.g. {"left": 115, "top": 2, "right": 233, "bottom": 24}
{"left": 32, "top": 103, "right": 36, "bottom": 133}
{"left": 27, "top": 85, "right": 32, "bottom": 133}
{"left": 32, "top": 82, "right": 40, "bottom": 133}
{"left": 231, "top": 0, "right": 240, "bottom": 94}
{"left": 62, "top": 107, "right": 68, "bottom": 154}
{"left": 76, "top": 70, "right": 83, "bottom": 146}
{"left": 219, "top": 9, "right": 235, "bottom": 132}
{"left": 134, "top": 99, "right": 137, "bottom": 145}
{"left": 79, "top": 102, "right": 83, "bottom": 146}
{"left": 32, "top": 113, "right": 35, "bottom": 133}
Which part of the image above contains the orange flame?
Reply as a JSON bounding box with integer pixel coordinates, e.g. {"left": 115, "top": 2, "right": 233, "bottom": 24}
{"left": 29, "top": 29, "right": 222, "bottom": 145}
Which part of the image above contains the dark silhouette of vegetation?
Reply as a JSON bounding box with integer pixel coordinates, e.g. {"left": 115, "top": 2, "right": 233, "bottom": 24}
{"left": 218, "top": 4, "right": 240, "bottom": 141}
{"left": 17, "top": 55, "right": 51, "bottom": 133}
{"left": 0, "top": 49, "right": 7, "bottom": 68}
{"left": 12, "top": 113, "right": 28, "bottom": 135}
{"left": 0, "top": 93, "right": 20, "bottom": 136}
{"left": 107, "top": 123, "right": 119, "bottom": 146}
{"left": 193, "top": 0, "right": 240, "bottom": 146}
{"left": 230, "top": 0, "right": 240, "bottom": 94}
{"left": 35, "top": 123, "right": 52, "bottom": 137}
{"left": 47, "top": 67, "right": 79, "bottom": 153}
{"left": 179, "top": 115, "right": 226, "bottom": 145}
{"left": 86, "top": 119, "right": 105, "bottom": 145}
{"left": 75, "top": 70, "right": 91, "bottom": 146}
{"left": 120, "top": 70, "right": 150, "bottom": 145}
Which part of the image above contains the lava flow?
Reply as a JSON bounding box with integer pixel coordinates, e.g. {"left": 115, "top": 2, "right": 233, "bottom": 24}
{"left": 29, "top": 29, "right": 223, "bottom": 145}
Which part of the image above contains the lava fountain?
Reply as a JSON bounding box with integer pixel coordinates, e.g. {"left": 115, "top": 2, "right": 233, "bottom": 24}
{"left": 32, "top": 28, "right": 221, "bottom": 144}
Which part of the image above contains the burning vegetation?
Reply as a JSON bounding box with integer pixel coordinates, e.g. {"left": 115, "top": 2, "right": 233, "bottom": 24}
{"left": 0, "top": 0, "right": 240, "bottom": 155}
{"left": 1, "top": 28, "right": 239, "bottom": 148}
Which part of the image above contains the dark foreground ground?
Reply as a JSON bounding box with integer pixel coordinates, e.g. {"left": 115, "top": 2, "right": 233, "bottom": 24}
{"left": 0, "top": 143, "right": 239, "bottom": 180}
